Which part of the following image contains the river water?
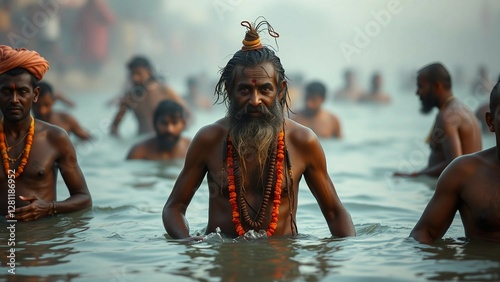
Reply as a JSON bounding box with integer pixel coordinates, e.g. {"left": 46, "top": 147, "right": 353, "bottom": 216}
{"left": 0, "top": 83, "right": 498, "bottom": 281}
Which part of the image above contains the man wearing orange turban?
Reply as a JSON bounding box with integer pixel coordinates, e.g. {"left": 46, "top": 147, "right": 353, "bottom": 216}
{"left": 0, "top": 45, "right": 92, "bottom": 221}
{"left": 0, "top": 45, "right": 50, "bottom": 81}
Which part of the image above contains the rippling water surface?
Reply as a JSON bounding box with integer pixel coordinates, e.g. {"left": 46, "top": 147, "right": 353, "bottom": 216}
{"left": 0, "top": 86, "right": 498, "bottom": 281}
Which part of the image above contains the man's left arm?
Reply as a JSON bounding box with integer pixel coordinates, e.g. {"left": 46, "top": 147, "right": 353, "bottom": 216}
{"left": 302, "top": 131, "right": 355, "bottom": 237}
{"left": 410, "top": 158, "right": 464, "bottom": 243}
{"left": 417, "top": 115, "right": 462, "bottom": 177}
{"left": 53, "top": 130, "right": 92, "bottom": 214}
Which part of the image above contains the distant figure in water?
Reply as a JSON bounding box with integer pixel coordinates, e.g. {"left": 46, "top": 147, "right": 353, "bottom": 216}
{"left": 127, "top": 100, "right": 190, "bottom": 160}
{"left": 162, "top": 19, "right": 355, "bottom": 240}
{"left": 292, "top": 81, "right": 342, "bottom": 138}
{"left": 0, "top": 45, "right": 92, "bottom": 220}
{"left": 359, "top": 72, "right": 391, "bottom": 104}
{"left": 185, "top": 76, "right": 212, "bottom": 111}
{"left": 333, "top": 69, "right": 364, "bottom": 102}
{"left": 471, "top": 65, "right": 493, "bottom": 96}
{"left": 394, "top": 63, "right": 482, "bottom": 178}
{"left": 32, "top": 81, "right": 92, "bottom": 141}
{"left": 110, "top": 56, "right": 190, "bottom": 136}
{"left": 411, "top": 81, "right": 500, "bottom": 244}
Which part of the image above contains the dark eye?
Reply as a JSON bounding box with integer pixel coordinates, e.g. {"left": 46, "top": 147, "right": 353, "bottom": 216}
{"left": 261, "top": 86, "right": 273, "bottom": 94}
{"left": 238, "top": 86, "right": 250, "bottom": 93}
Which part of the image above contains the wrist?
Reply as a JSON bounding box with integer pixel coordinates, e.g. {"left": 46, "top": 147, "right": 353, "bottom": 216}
{"left": 49, "top": 201, "right": 57, "bottom": 215}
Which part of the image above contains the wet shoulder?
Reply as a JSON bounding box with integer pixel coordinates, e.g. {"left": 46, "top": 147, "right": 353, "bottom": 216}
{"left": 438, "top": 99, "right": 475, "bottom": 123}
{"left": 285, "top": 118, "right": 318, "bottom": 147}
{"left": 36, "top": 119, "right": 71, "bottom": 144}
{"left": 192, "top": 118, "right": 228, "bottom": 146}
{"left": 445, "top": 149, "right": 492, "bottom": 176}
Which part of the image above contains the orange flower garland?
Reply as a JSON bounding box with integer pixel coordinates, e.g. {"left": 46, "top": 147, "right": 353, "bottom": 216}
{"left": 227, "top": 131, "right": 284, "bottom": 237}
{"left": 0, "top": 116, "right": 35, "bottom": 178}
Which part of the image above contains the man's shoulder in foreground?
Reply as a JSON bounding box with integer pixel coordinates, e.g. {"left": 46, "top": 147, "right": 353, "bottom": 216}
{"left": 285, "top": 118, "right": 320, "bottom": 143}
{"left": 35, "top": 118, "right": 70, "bottom": 139}
{"left": 193, "top": 118, "right": 229, "bottom": 141}
{"left": 442, "top": 148, "right": 495, "bottom": 178}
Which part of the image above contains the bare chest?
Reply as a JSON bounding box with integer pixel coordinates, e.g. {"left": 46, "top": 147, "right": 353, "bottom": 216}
{"left": 460, "top": 170, "right": 500, "bottom": 232}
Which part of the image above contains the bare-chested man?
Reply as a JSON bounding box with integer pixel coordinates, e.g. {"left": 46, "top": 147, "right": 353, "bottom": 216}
{"left": 293, "top": 81, "right": 342, "bottom": 138}
{"left": 127, "top": 100, "right": 190, "bottom": 160}
{"left": 394, "top": 63, "right": 482, "bottom": 177}
{"left": 411, "top": 81, "right": 500, "bottom": 243}
{"left": 110, "top": 56, "right": 190, "bottom": 136}
{"left": 162, "top": 20, "right": 355, "bottom": 240}
{"left": 32, "top": 81, "right": 91, "bottom": 141}
{"left": 0, "top": 45, "right": 91, "bottom": 221}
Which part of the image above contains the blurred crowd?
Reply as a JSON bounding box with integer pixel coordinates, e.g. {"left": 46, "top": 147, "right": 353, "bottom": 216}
{"left": 0, "top": 0, "right": 170, "bottom": 88}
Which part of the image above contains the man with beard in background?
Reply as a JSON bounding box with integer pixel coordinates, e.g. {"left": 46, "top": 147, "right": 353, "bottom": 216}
{"left": 126, "top": 100, "right": 190, "bottom": 160}
{"left": 394, "top": 63, "right": 482, "bottom": 178}
{"left": 162, "top": 19, "right": 355, "bottom": 240}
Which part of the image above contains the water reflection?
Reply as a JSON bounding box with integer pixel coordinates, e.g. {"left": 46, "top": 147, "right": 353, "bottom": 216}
{"left": 168, "top": 235, "right": 346, "bottom": 281}
{"left": 0, "top": 210, "right": 91, "bottom": 278}
{"left": 414, "top": 239, "right": 500, "bottom": 281}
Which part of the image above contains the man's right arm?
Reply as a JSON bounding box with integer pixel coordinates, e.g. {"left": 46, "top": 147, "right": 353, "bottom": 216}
{"left": 162, "top": 126, "right": 212, "bottom": 239}
{"left": 410, "top": 157, "right": 465, "bottom": 243}
{"left": 110, "top": 96, "right": 129, "bottom": 136}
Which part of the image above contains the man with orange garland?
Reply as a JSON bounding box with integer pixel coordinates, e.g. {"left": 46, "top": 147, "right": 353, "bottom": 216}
{"left": 162, "top": 20, "right": 355, "bottom": 240}
{"left": 0, "top": 45, "right": 92, "bottom": 221}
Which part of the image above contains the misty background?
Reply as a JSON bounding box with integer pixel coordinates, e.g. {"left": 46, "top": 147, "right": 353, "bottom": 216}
{"left": 1, "top": 0, "right": 499, "bottom": 101}
{"left": 105, "top": 0, "right": 500, "bottom": 95}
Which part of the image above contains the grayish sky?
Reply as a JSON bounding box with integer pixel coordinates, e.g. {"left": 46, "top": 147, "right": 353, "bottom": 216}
{"left": 116, "top": 0, "right": 500, "bottom": 92}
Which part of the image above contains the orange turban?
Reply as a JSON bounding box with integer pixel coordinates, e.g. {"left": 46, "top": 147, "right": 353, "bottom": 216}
{"left": 0, "top": 45, "right": 49, "bottom": 81}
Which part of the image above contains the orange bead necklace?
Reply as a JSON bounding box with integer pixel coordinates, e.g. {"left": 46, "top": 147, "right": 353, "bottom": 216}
{"left": 227, "top": 130, "right": 284, "bottom": 237}
{"left": 0, "top": 116, "right": 35, "bottom": 178}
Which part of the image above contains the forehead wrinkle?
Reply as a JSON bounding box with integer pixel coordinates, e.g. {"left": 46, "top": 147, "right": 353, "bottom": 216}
{"left": 260, "top": 65, "right": 271, "bottom": 77}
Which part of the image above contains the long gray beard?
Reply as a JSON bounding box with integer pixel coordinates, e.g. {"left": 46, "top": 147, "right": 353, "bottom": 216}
{"left": 228, "top": 100, "right": 284, "bottom": 175}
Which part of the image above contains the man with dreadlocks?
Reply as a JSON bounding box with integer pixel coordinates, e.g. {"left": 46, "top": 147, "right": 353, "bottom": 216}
{"left": 162, "top": 19, "right": 355, "bottom": 239}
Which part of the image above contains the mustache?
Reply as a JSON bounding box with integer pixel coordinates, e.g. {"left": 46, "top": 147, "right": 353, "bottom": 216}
{"left": 157, "top": 132, "right": 177, "bottom": 140}
{"left": 6, "top": 106, "right": 23, "bottom": 111}
{"left": 234, "top": 104, "right": 274, "bottom": 120}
